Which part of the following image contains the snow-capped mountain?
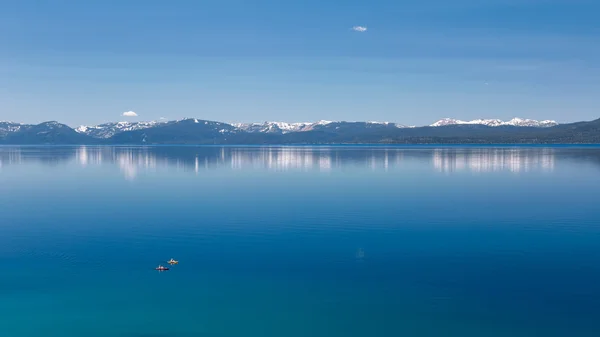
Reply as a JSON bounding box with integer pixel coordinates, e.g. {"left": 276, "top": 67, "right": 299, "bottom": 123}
{"left": 73, "top": 117, "right": 557, "bottom": 139}
{"left": 2, "top": 121, "right": 78, "bottom": 139}
{"left": 232, "top": 120, "right": 337, "bottom": 134}
{"left": 232, "top": 121, "right": 314, "bottom": 134}
{"left": 233, "top": 120, "right": 407, "bottom": 134}
{"left": 430, "top": 118, "right": 558, "bottom": 128}
{"left": 2, "top": 116, "right": 599, "bottom": 144}
{"left": 1, "top": 121, "right": 90, "bottom": 144}
{"left": 75, "top": 121, "right": 165, "bottom": 138}
{"left": 0, "top": 122, "right": 26, "bottom": 137}
{"left": 74, "top": 119, "right": 409, "bottom": 139}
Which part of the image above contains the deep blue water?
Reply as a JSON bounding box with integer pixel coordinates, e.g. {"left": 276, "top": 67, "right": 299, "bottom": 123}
{"left": 1, "top": 146, "right": 599, "bottom": 337}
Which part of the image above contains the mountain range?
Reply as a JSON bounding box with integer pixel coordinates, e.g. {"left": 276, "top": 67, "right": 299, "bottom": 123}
{"left": 1, "top": 117, "right": 599, "bottom": 144}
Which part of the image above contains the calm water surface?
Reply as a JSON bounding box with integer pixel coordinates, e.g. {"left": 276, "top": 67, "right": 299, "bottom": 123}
{"left": 1, "top": 146, "right": 599, "bottom": 337}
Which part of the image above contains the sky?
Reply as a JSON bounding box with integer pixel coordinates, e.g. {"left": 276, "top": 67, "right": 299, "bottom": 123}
{"left": 1, "top": 0, "right": 599, "bottom": 126}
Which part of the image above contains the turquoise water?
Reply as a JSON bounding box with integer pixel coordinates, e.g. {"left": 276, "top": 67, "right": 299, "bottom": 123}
{"left": 1, "top": 146, "right": 599, "bottom": 337}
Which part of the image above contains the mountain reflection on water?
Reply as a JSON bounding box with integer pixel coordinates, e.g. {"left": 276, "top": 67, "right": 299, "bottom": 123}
{"left": 1, "top": 145, "right": 598, "bottom": 179}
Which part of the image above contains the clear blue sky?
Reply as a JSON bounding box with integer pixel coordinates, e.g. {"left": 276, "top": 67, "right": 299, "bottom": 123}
{"left": 1, "top": 0, "right": 599, "bottom": 126}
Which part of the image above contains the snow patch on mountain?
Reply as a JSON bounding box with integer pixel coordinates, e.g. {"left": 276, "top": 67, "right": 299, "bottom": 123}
{"left": 367, "top": 121, "right": 407, "bottom": 128}
{"left": 0, "top": 121, "right": 26, "bottom": 137}
{"left": 234, "top": 120, "right": 407, "bottom": 133}
{"left": 430, "top": 117, "right": 558, "bottom": 128}
{"left": 233, "top": 122, "right": 315, "bottom": 134}
{"left": 75, "top": 121, "right": 164, "bottom": 138}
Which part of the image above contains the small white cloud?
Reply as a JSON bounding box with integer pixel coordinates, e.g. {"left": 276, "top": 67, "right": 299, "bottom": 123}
{"left": 159, "top": 117, "right": 166, "bottom": 120}
{"left": 352, "top": 26, "right": 367, "bottom": 32}
{"left": 122, "top": 111, "right": 138, "bottom": 117}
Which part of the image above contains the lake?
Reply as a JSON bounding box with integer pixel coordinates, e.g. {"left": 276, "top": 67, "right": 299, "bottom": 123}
{"left": 1, "top": 146, "right": 599, "bottom": 337}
